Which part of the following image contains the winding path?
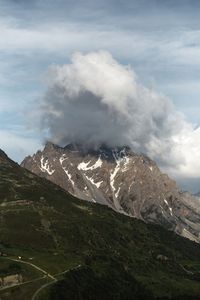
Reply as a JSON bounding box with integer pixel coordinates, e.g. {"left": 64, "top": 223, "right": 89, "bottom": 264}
{"left": 1, "top": 257, "right": 55, "bottom": 280}
{"left": 0, "top": 256, "right": 81, "bottom": 300}
{"left": 31, "top": 278, "right": 57, "bottom": 300}
{"left": 31, "top": 265, "right": 82, "bottom": 300}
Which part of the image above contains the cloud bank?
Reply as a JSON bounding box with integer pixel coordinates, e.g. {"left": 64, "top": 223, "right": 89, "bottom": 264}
{"left": 38, "top": 51, "right": 200, "bottom": 179}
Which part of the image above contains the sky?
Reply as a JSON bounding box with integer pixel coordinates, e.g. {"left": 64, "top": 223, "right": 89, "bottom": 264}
{"left": 1, "top": 0, "right": 200, "bottom": 192}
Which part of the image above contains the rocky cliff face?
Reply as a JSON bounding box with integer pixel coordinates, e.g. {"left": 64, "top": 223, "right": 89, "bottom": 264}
{"left": 21, "top": 142, "right": 200, "bottom": 242}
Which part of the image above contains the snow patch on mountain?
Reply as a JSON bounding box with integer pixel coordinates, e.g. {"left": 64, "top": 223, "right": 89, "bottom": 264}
{"left": 77, "top": 157, "right": 102, "bottom": 171}
{"left": 59, "top": 154, "right": 68, "bottom": 164}
{"left": 63, "top": 168, "right": 75, "bottom": 187}
{"left": 164, "top": 199, "right": 173, "bottom": 216}
{"left": 40, "top": 156, "right": 55, "bottom": 175}
{"left": 110, "top": 161, "right": 121, "bottom": 196}
{"left": 85, "top": 175, "right": 103, "bottom": 188}
{"left": 77, "top": 161, "right": 91, "bottom": 171}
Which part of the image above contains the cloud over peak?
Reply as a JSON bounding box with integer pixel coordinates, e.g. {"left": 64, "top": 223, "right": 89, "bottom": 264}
{"left": 38, "top": 50, "right": 198, "bottom": 177}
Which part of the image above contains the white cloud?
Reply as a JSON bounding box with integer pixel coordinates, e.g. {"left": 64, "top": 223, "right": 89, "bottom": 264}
{"left": 0, "top": 20, "right": 93, "bottom": 53}
{"left": 37, "top": 51, "right": 200, "bottom": 181}
{"left": 166, "top": 126, "right": 200, "bottom": 178}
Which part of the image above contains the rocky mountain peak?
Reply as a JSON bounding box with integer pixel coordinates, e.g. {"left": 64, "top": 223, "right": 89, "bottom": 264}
{"left": 63, "top": 142, "right": 132, "bottom": 158}
{"left": 44, "top": 141, "right": 60, "bottom": 152}
{"left": 21, "top": 142, "right": 200, "bottom": 243}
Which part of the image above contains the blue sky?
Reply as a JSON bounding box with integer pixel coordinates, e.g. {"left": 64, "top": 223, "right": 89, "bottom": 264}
{"left": 1, "top": 0, "right": 200, "bottom": 191}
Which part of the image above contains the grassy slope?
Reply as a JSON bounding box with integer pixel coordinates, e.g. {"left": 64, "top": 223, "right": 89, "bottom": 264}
{"left": 1, "top": 153, "right": 200, "bottom": 299}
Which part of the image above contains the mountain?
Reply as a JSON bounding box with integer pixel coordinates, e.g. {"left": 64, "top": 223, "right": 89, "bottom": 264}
{"left": 22, "top": 142, "right": 200, "bottom": 243}
{"left": 0, "top": 149, "right": 9, "bottom": 160}
{"left": 2, "top": 148, "right": 200, "bottom": 299}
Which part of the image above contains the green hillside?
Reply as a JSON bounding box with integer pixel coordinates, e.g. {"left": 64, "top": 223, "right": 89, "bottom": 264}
{"left": 1, "top": 150, "right": 200, "bottom": 299}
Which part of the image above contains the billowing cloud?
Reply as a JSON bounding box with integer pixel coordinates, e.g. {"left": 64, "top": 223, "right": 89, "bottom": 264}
{"left": 37, "top": 51, "right": 200, "bottom": 179}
